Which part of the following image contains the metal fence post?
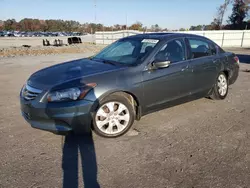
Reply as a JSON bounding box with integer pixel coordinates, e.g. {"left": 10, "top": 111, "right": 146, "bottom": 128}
{"left": 102, "top": 31, "right": 104, "bottom": 44}
{"left": 241, "top": 32, "right": 245, "bottom": 47}
{"left": 221, "top": 32, "right": 225, "bottom": 47}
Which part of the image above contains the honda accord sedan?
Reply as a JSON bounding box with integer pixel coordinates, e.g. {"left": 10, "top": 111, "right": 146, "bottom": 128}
{"left": 20, "top": 33, "right": 239, "bottom": 137}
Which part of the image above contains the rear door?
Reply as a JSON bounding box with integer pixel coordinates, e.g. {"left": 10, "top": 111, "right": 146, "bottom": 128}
{"left": 187, "top": 37, "right": 218, "bottom": 94}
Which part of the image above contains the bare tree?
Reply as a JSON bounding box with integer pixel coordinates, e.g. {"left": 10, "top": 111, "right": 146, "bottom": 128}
{"left": 217, "top": 0, "right": 232, "bottom": 29}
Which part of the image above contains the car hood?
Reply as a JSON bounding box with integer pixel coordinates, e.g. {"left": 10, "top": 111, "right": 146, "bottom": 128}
{"left": 27, "top": 58, "right": 123, "bottom": 89}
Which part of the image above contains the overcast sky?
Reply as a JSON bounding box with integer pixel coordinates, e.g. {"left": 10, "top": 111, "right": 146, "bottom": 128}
{"left": 0, "top": 0, "right": 233, "bottom": 30}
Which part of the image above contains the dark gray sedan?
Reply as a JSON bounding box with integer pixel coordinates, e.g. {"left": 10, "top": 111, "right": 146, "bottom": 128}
{"left": 20, "top": 33, "right": 239, "bottom": 137}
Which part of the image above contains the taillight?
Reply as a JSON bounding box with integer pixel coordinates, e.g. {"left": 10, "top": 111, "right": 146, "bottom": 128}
{"left": 234, "top": 56, "right": 240, "bottom": 65}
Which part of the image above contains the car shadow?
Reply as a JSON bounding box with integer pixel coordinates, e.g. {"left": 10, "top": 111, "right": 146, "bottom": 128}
{"left": 62, "top": 132, "right": 100, "bottom": 188}
{"left": 59, "top": 78, "right": 100, "bottom": 188}
{"left": 236, "top": 54, "right": 250, "bottom": 64}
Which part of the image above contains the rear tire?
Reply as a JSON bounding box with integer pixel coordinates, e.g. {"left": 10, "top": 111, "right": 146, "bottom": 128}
{"left": 92, "top": 94, "right": 135, "bottom": 138}
{"left": 210, "top": 72, "right": 228, "bottom": 100}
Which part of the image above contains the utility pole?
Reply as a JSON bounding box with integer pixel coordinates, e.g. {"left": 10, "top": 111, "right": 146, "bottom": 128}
{"left": 92, "top": 0, "right": 97, "bottom": 43}
{"left": 94, "top": 0, "right": 97, "bottom": 24}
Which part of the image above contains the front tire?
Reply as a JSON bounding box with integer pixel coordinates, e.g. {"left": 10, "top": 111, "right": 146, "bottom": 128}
{"left": 210, "top": 72, "right": 228, "bottom": 100}
{"left": 92, "top": 94, "right": 135, "bottom": 138}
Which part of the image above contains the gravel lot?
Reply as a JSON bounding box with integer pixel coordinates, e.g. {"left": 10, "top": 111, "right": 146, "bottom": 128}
{"left": 0, "top": 49, "right": 250, "bottom": 188}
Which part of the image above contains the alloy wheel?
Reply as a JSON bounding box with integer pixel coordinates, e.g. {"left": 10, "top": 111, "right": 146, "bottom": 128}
{"left": 95, "top": 101, "right": 130, "bottom": 135}
{"left": 217, "top": 74, "right": 228, "bottom": 96}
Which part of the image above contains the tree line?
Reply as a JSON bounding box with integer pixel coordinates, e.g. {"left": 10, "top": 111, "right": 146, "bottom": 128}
{"left": 0, "top": 19, "right": 94, "bottom": 33}
{"left": 0, "top": 0, "right": 249, "bottom": 32}
{"left": 0, "top": 18, "right": 166, "bottom": 33}
{"left": 189, "top": 0, "right": 249, "bottom": 30}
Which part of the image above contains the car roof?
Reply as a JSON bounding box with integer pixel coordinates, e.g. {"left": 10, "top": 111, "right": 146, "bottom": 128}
{"left": 125, "top": 32, "right": 206, "bottom": 41}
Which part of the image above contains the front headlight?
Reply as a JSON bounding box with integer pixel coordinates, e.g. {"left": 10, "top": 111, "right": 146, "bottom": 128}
{"left": 47, "top": 83, "right": 96, "bottom": 102}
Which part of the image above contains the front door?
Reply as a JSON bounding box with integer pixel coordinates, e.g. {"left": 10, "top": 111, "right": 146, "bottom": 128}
{"left": 142, "top": 38, "right": 192, "bottom": 111}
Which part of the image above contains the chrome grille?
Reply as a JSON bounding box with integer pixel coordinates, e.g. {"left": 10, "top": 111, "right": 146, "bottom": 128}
{"left": 22, "top": 84, "right": 42, "bottom": 101}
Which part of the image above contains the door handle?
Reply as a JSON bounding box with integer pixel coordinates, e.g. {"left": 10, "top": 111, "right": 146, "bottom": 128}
{"left": 213, "top": 59, "right": 218, "bottom": 63}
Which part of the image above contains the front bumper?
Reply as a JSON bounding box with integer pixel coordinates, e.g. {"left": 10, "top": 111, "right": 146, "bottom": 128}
{"left": 20, "top": 97, "right": 95, "bottom": 135}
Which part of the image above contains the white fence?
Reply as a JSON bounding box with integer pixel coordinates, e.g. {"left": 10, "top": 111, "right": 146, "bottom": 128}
{"left": 95, "top": 30, "right": 250, "bottom": 47}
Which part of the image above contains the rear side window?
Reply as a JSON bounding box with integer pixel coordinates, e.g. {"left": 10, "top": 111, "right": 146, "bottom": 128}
{"left": 188, "top": 39, "right": 213, "bottom": 59}
{"left": 210, "top": 43, "right": 217, "bottom": 55}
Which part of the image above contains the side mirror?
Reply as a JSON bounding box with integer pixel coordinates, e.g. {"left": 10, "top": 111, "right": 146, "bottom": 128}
{"left": 152, "top": 60, "right": 171, "bottom": 69}
{"left": 151, "top": 51, "right": 171, "bottom": 69}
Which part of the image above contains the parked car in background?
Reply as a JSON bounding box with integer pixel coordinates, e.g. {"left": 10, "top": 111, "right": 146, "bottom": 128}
{"left": 6, "top": 32, "right": 15, "bottom": 37}
{"left": 20, "top": 33, "right": 239, "bottom": 138}
{"left": 0, "top": 31, "right": 86, "bottom": 37}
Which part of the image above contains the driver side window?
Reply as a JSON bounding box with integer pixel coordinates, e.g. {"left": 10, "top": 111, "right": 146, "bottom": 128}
{"left": 154, "top": 39, "right": 186, "bottom": 63}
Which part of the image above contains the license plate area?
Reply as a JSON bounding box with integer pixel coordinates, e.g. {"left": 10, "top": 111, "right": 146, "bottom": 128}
{"left": 21, "top": 103, "right": 32, "bottom": 120}
{"left": 22, "top": 111, "right": 31, "bottom": 120}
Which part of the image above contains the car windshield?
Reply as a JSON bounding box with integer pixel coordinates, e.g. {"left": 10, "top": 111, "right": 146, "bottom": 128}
{"left": 93, "top": 38, "right": 160, "bottom": 65}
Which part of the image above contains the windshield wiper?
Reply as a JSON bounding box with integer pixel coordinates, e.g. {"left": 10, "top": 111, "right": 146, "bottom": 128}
{"left": 101, "top": 60, "right": 117, "bottom": 66}
{"left": 91, "top": 57, "right": 117, "bottom": 66}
